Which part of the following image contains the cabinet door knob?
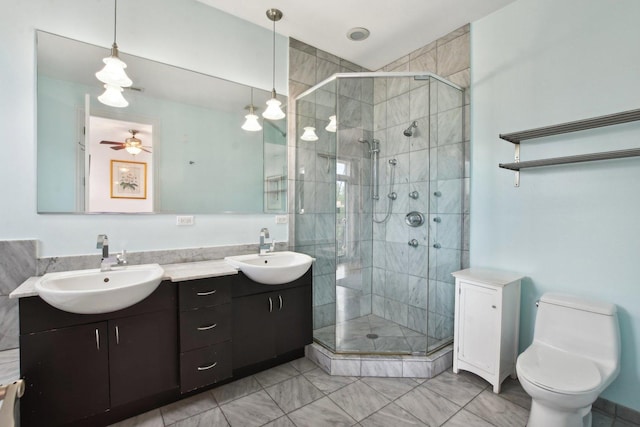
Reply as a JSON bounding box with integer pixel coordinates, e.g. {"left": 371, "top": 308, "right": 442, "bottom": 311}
{"left": 196, "top": 289, "right": 217, "bottom": 296}
{"left": 491, "top": 305, "right": 497, "bottom": 309}
{"left": 197, "top": 362, "right": 218, "bottom": 371}
{"left": 197, "top": 323, "right": 218, "bottom": 331}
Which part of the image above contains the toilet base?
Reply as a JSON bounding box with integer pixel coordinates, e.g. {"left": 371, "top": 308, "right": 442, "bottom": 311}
{"left": 527, "top": 400, "right": 592, "bottom": 427}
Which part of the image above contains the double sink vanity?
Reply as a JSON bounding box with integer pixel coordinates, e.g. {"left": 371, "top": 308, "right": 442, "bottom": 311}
{"left": 11, "top": 251, "right": 314, "bottom": 427}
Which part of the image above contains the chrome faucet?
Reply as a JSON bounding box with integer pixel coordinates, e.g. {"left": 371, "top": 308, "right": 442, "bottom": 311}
{"left": 96, "top": 234, "right": 127, "bottom": 271}
{"left": 259, "top": 228, "right": 274, "bottom": 255}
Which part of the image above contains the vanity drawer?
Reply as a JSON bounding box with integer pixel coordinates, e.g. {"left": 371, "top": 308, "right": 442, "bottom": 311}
{"left": 180, "top": 304, "right": 231, "bottom": 351}
{"left": 180, "top": 341, "right": 232, "bottom": 393}
{"left": 179, "top": 276, "right": 232, "bottom": 310}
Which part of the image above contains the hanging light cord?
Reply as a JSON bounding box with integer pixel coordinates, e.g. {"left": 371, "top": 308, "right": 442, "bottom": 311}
{"left": 271, "top": 15, "right": 276, "bottom": 92}
{"left": 113, "top": 0, "right": 118, "bottom": 45}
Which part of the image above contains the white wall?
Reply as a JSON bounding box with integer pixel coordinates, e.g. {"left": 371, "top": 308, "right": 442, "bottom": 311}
{"left": 0, "top": 0, "right": 288, "bottom": 257}
{"left": 472, "top": 0, "right": 640, "bottom": 410}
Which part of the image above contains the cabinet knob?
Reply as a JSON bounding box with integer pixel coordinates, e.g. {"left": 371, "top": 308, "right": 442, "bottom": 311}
{"left": 491, "top": 305, "right": 497, "bottom": 309}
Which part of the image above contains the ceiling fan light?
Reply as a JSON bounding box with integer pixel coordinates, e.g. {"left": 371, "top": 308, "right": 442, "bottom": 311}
{"left": 98, "top": 83, "right": 129, "bottom": 108}
{"left": 263, "top": 97, "right": 285, "bottom": 120}
{"left": 301, "top": 126, "right": 319, "bottom": 141}
{"left": 125, "top": 145, "right": 142, "bottom": 155}
{"left": 95, "top": 45, "right": 133, "bottom": 87}
{"left": 326, "top": 115, "right": 337, "bottom": 132}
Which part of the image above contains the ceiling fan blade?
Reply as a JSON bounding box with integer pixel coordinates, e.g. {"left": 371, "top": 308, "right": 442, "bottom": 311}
{"left": 100, "top": 141, "right": 124, "bottom": 145}
{"left": 110, "top": 146, "right": 126, "bottom": 150}
{"left": 141, "top": 148, "right": 152, "bottom": 153}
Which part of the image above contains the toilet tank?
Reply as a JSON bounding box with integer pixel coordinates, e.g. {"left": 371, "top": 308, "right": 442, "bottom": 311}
{"left": 534, "top": 293, "right": 620, "bottom": 365}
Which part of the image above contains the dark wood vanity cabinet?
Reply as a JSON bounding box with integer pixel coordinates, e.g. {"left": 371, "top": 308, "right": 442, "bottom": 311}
{"left": 232, "top": 270, "right": 313, "bottom": 371}
{"left": 178, "top": 276, "right": 233, "bottom": 393}
{"left": 19, "top": 282, "right": 178, "bottom": 427}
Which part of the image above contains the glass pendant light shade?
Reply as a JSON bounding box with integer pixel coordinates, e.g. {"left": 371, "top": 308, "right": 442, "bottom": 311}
{"left": 95, "top": 44, "right": 132, "bottom": 87}
{"left": 301, "top": 126, "right": 319, "bottom": 141}
{"left": 98, "top": 83, "right": 129, "bottom": 108}
{"left": 263, "top": 96, "right": 285, "bottom": 120}
{"left": 242, "top": 108, "right": 262, "bottom": 131}
{"left": 326, "top": 115, "right": 337, "bottom": 132}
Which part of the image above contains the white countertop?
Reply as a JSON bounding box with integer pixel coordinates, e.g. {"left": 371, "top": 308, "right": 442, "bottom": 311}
{"left": 451, "top": 268, "right": 524, "bottom": 286}
{"left": 9, "top": 259, "right": 239, "bottom": 299}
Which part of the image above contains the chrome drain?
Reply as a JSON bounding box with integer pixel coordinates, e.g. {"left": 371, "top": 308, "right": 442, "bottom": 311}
{"left": 366, "top": 333, "right": 379, "bottom": 339}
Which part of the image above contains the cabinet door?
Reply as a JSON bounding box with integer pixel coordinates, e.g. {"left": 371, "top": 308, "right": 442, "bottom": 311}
{"left": 232, "top": 293, "right": 277, "bottom": 369}
{"left": 458, "top": 282, "right": 499, "bottom": 373}
{"left": 20, "top": 322, "right": 110, "bottom": 427}
{"left": 109, "top": 310, "right": 178, "bottom": 407}
{"left": 275, "top": 286, "right": 312, "bottom": 355}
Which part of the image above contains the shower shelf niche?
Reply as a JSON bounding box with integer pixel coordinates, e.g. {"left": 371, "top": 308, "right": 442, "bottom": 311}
{"left": 498, "top": 108, "right": 640, "bottom": 187}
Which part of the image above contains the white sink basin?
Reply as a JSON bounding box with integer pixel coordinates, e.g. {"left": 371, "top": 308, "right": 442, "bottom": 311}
{"left": 225, "top": 251, "right": 313, "bottom": 285}
{"left": 35, "top": 264, "right": 165, "bottom": 314}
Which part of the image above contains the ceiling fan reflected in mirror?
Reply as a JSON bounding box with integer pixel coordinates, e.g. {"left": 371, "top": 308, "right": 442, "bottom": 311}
{"left": 100, "top": 129, "right": 151, "bottom": 155}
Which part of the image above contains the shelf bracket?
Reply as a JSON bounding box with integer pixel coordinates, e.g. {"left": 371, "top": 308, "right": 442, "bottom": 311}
{"left": 514, "top": 143, "right": 520, "bottom": 187}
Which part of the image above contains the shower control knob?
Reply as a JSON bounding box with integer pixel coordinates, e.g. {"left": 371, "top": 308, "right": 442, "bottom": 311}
{"left": 408, "top": 239, "right": 419, "bottom": 247}
{"left": 433, "top": 191, "right": 442, "bottom": 197}
{"left": 433, "top": 217, "right": 441, "bottom": 223}
{"left": 433, "top": 243, "right": 441, "bottom": 249}
{"left": 405, "top": 211, "right": 425, "bottom": 227}
{"left": 409, "top": 191, "right": 419, "bottom": 199}
{"left": 388, "top": 192, "right": 398, "bottom": 200}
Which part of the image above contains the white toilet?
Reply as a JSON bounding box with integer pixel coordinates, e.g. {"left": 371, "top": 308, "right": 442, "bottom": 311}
{"left": 516, "top": 293, "right": 620, "bottom": 427}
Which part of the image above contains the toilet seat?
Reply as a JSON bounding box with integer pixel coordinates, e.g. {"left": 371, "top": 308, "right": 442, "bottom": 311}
{"left": 518, "top": 344, "right": 601, "bottom": 394}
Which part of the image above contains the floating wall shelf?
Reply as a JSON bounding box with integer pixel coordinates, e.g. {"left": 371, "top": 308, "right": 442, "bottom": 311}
{"left": 498, "top": 108, "right": 640, "bottom": 186}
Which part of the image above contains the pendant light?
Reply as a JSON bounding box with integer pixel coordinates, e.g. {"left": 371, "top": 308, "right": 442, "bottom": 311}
{"left": 301, "top": 127, "right": 319, "bottom": 141}
{"left": 97, "top": 83, "right": 129, "bottom": 108}
{"left": 262, "top": 8, "right": 285, "bottom": 121}
{"left": 325, "top": 115, "right": 337, "bottom": 132}
{"left": 96, "top": 0, "right": 132, "bottom": 108}
{"left": 242, "top": 87, "right": 262, "bottom": 132}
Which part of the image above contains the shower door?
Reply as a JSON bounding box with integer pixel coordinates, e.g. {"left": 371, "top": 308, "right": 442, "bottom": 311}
{"left": 295, "top": 72, "right": 464, "bottom": 356}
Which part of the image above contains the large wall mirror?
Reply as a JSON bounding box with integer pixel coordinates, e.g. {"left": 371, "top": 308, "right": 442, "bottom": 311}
{"left": 36, "top": 31, "right": 287, "bottom": 214}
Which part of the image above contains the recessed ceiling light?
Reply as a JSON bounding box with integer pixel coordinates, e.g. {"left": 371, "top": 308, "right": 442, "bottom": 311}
{"left": 346, "top": 27, "right": 370, "bottom": 41}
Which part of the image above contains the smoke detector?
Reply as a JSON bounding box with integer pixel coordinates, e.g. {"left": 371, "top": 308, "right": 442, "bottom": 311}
{"left": 346, "top": 27, "right": 370, "bottom": 41}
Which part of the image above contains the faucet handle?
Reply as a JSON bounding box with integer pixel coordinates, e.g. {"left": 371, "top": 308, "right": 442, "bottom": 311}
{"left": 270, "top": 240, "right": 276, "bottom": 252}
{"left": 116, "top": 249, "right": 128, "bottom": 265}
{"left": 96, "top": 234, "right": 108, "bottom": 249}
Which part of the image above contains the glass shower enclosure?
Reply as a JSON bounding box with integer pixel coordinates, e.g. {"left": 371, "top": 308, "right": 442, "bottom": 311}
{"left": 294, "top": 72, "right": 465, "bottom": 356}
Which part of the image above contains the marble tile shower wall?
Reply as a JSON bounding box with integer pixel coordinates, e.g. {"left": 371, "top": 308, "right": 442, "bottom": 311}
{"left": 372, "top": 25, "right": 471, "bottom": 344}
{"left": 288, "top": 38, "right": 370, "bottom": 331}
{"left": 0, "top": 240, "right": 37, "bottom": 351}
{"left": 290, "top": 27, "right": 470, "bottom": 340}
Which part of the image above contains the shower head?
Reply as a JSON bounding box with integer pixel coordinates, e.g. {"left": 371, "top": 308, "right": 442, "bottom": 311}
{"left": 403, "top": 121, "right": 418, "bottom": 137}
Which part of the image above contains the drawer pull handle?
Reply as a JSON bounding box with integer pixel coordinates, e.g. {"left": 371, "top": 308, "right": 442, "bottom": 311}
{"left": 278, "top": 294, "right": 283, "bottom": 311}
{"left": 115, "top": 325, "right": 120, "bottom": 344}
{"left": 95, "top": 329, "right": 100, "bottom": 351}
{"left": 197, "top": 289, "right": 217, "bottom": 296}
{"left": 197, "top": 323, "right": 218, "bottom": 331}
{"left": 269, "top": 297, "right": 273, "bottom": 312}
{"left": 197, "top": 362, "right": 218, "bottom": 371}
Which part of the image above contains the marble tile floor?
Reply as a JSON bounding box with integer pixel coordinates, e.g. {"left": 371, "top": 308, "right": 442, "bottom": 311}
{"left": 108, "top": 357, "right": 639, "bottom": 427}
{"left": 314, "top": 314, "right": 450, "bottom": 355}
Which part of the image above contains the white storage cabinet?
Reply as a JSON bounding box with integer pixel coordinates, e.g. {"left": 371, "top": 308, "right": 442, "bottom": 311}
{"left": 451, "top": 268, "right": 523, "bottom": 393}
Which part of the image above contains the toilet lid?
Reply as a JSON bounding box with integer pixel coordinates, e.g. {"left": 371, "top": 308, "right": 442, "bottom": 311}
{"left": 518, "top": 345, "right": 601, "bottom": 394}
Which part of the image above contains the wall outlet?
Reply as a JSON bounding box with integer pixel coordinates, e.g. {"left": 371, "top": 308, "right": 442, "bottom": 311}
{"left": 176, "top": 215, "right": 195, "bottom": 226}
{"left": 275, "top": 215, "right": 288, "bottom": 224}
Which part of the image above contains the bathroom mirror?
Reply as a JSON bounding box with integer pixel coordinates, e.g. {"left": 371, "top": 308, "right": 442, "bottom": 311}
{"left": 36, "top": 31, "right": 287, "bottom": 214}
